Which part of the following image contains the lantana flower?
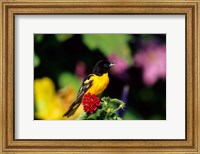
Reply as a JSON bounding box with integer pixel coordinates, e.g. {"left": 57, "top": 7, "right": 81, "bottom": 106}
{"left": 78, "top": 96, "right": 125, "bottom": 120}
{"left": 82, "top": 93, "right": 101, "bottom": 114}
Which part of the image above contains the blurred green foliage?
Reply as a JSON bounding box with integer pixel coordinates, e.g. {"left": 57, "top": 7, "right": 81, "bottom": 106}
{"left": 35, "top": 34, "right": 44, "bottom": 43}
{"left": 34, "top": 53, "right": 40, "bottom": 68}
{"left": 83, "top": 34, "right": 132, "bottom": 64}
{"left": 55, "top": 34, "right": 73, "bottom": 42}
{"left": 58, "top": 72, "right": 81, "bottom": 92}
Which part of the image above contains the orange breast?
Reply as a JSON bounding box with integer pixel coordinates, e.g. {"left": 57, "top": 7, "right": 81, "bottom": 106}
{"left": 86, "top": 73, "right": 109, "bottom": 96}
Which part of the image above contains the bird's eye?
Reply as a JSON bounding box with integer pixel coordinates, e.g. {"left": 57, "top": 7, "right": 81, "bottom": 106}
{"left": 104, "top": 64, "right": 108, "bottom": 67}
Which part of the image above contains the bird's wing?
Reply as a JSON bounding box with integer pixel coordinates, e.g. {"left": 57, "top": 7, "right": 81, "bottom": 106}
{"left": 63, "top": 74, "right": 94, "bottom": 117}
{"left": 77, "top": 74, "right": 94, "bottom": 98}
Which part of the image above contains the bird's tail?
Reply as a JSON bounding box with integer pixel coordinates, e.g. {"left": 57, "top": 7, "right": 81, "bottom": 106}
{"left": 63, "top": 102, "right": 81, "bottom": 117}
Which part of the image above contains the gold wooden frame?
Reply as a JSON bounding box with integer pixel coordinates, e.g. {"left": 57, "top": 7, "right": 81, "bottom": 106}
{"left": 0, "top": 0, "right": 199, "bottom": 153}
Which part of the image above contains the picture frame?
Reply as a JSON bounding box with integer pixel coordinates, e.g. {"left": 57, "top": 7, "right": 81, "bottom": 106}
{"left": 0, "top": 0, "right": 199, "bottom": 153}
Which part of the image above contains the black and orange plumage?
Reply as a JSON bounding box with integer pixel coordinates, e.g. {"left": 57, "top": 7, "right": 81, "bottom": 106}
{"left": 63, "top": 60, "right": 115, "bottom": 117}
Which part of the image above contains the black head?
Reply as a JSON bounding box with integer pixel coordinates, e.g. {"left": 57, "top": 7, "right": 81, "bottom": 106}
{"left": 93, "top": 60, "right": 115, "bottom": 76}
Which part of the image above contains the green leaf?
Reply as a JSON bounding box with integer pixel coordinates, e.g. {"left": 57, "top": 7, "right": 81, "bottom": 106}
{"left": 55, "top": 34, "right": 73, "bottom": 42}
{"left": 105, "top": 113, "right": 120, "bottom": 120}
{"left": 98, "top": 110, "right": 107, "bottom": 119}
{"left": 34, "top": 34, "right": 44, "bottom": 43}
{"left": 110, "top": 98, "right": 125, "bottom": 106}
{"left": 87, "top": 114, "right": 97, "bottom": 120}
{"left": 116, "top": 116, "right": 123, "bottom": 120}
{"left": 101, "top": 97, "right": 125, "bottom": 112}
{"left": 34, "top": 53, "right": 40, "bottom": 68}
{"left": 82, "top": 34, "right": 133, "bottom": 65}
{"left": 58, "top": 72, "right": 81, "bottom": 92}
{"left": 95, "top": 109, "right": 102, "bottom": 117}
{"left": 101, "top": 96, "right": 110, "bottom": 103}
{"left": 76, "top": 112, "right": 87, "bottom": 120}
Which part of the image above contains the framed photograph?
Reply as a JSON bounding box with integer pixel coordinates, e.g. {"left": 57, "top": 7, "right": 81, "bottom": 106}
{"left": 1, "top": 0, "right": 199, "bottom": 153}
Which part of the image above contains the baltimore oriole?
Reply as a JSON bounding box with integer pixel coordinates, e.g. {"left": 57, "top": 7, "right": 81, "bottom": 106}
{"left": 63, "top": 60, "right": 115, "bottom": 117}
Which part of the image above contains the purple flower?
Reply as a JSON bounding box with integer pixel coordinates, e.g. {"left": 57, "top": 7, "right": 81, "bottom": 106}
{"left": 108, "top": 53, "right": 129, "bottom": 75}
{"left": 75, "top": 61, "right": 86, "bottom": 80}
{"left": 134, "top": 45, "right": 166, "bottom": 86}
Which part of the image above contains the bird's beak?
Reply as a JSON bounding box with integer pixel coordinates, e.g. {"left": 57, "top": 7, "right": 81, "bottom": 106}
{"left": 109, "top": 63, "right": 116, "bottom": 67}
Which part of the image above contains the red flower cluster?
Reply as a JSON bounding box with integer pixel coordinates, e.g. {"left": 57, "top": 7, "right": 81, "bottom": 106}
{"left": 82, "top": 92, "right": 101, "bottom": 114}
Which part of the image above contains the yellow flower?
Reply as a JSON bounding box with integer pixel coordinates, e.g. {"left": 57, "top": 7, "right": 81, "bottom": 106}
{"left": 34, "top": 77, "right": 82, "bottom": 120}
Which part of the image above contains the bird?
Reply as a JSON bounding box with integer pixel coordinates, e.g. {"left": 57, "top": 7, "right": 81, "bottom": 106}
{"left": 63, "top": 60, "right": 115, "bottom": 118}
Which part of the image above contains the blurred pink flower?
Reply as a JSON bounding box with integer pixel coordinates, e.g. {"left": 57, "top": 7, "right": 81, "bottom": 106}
{"left": 108, "top": 53, "right": 129, "bottom": 75}
{"left": 75, "top": 61, "right": 86, "bottom": 80}
{"left": 134, "top": 45, "right": 166, "bottom": 86}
